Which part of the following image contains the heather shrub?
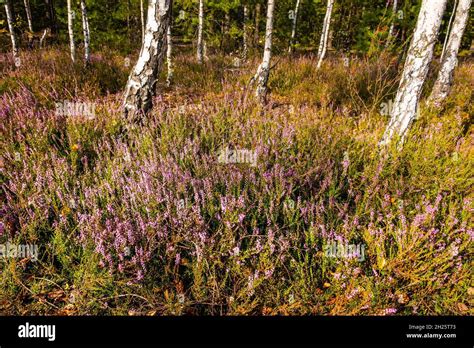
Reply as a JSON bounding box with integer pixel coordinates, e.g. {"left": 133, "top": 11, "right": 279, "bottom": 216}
{"left": 0, "top": 49, "right": 472, "bottom": 315}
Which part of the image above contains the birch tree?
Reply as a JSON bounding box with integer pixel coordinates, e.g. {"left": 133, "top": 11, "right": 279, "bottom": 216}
{"left": 5, "top": 0, "right": 19, "bottom": 61}
{"left": 441, "top": 0, "right": 458, "bottom": 61}
{"left": 429, "top": 0, "right": 471, "bottom": 107}
{"left": 81, "top": 0, "right": 91, "bottom": 64}
{"left": 197, "top": 0, "right": 204, "bottom": 64}
{"left": 67, "top": 0, "right": 76, "bottom": 62}
{"left": 24, "top": 0, "right": 34, "bottom": 33}
{"left": 123, "top": 0, "right": 173, "bottom": 120}
{"left": 380, "top": 0, "right": 448, "bottom": 146}
{"left": 243, "top": 5, "right": 249, "bottom": 59}
{"left": 316, "top": 0, "right": 334, "bottom": 69}
{"left": 288, "top": 0, "right": 301, "bottom": 54}
{"left": 252, "top": 0, "right": 275, "bottom": 103}
{"left": 387, "top": 0, "right": 398, "bottom": 42}
{"left": 140, "top": 0, "right": 146, "bottom": 40}
{"left": 166, "top": 20, "right": 173, "bottom": 86}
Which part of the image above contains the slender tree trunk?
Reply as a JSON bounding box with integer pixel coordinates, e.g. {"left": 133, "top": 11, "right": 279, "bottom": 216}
{"left": 316, "top": 0, "right": 334, "bottom": 69}
{"left": 254, "top": 3, "right": 261, "bottom": 46}
{"left": 288, "top": 0, "right": 301, "bottom": 53}
{"left": 5, "top": 0, "right": 19, "bottom": 61}
{"left": 23, "top": 0, "right": 34, "bottom": 32}
{"left": 380, "top": 0, "right": 448, "bottom": 146}
{"left": 387, "top": 0, "right": 398, "bottom": 41}
{"left": 441, "top": 0, "right": 458, "bottom": 61}
{"left": 123, "top": 0, "right": 173, "bottom": 120}
{"left": 81, "top": 0, "right": 91, "bottom": 64}
{"left": 40, "top": 28, "right": 49, "bottom": 48}
{"left": 140, "top": 0, "right": 145, "bottom": 40}
{"left": 243, "top": 5, "right": 249, "bottom": 59}
{"left": 166, "top": 19, "right": 173, "bottom": 86}
{"left": 197, "top": 0, "right": 204, "bottom": 63}
{"left": 252, "top": 0, "right": 275, "bottom": 103}
{"left": 67, "top": 0, "right": 76, "bottom": 62}
{"left": 429, "top": 0, "right": 471, "bottom": 106}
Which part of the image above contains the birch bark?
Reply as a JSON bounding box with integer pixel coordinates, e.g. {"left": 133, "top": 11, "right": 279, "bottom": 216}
{"left": 316, "top": 0, "right": 334, "bottom": 69}
{"left": 81, "top": 0, "right": 91, "bottom": 64}
{"left": 67, "top": 0, "right": 76, "bottom": 62}
{"left": 387, "top": 0, "right": 398, "bottom": 41}
{"left": 197, "top": 0, "right": 204, "bottom": 63}
{"left": 166, "top": 21, "right": 173, "bottom": 86}
{"left": 243, "top": 5, "right": 249, "bottom": 59}
{"left": 380, "top": 0, "right": 448, "bottom": 146}
{"left": 429, "top": 0, "right": 471, "bottom": 106}
{"left": 5, "top": 0, "right": 19, "bottom": 60}
{"left": 123, "top": 0, "right": 173, "bottom": 120}
{"left": 253, "top": 0, "right": 275, "bottom": 103}
{"left": 24, "top": 0, "right": 34, "bottom": 32}
{"left": 288, "top": 0, "right": 301, "bottom": 54}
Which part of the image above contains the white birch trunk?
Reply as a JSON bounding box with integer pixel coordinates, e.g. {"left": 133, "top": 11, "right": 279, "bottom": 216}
{"left": 123, "top": 0, "right": 173, "bottom": 120}
{"left": 288, "top": 0, "right": 301, "bottom": 53}
{"left": 380, "top": 0, "right": 448, "bottom": 146}
{"left": 316, "top": 0, "right": 334, "bottom": 69}
{"left": 24, "top": 0, "right": 34, "bottom": 32}
{"left": 387, "top": 0, "right": 398, "bottom": 41}
{"left": 67, "top": 0, "right": 76, "bottom": 63}
{"left": 243, "top": 5, "right": 249, "bottom": 59}
{"left": 441, "top": 0, "right": 458, "bottom": 61}
{"left": 429, "top": 0, "right": 471, "bottom": 106}
{"left": 253, "top": 0, "right": 275, "bottom": 103}
{"left": 166, "top": 21, "right": 173, "bottom": 86}
{"left": 40, "top": 29, "right": 49, "bottom": 48}
{"left": 5, "top": 0, "right": 19, "bottom": 60}
{"left": 81, "top": 0, "right": 91, "bottom": 64}
{"left": 197, "top": 0, "right": 204, "bottom": 64}
{"left": 140, "top": 0, "right": 146, "bottom": 40}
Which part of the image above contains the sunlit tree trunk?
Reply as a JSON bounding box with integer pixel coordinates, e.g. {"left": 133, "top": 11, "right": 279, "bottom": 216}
{"left": 387, "top": 0, "right": 398, "bottom": 41}
{"left": 243, "top": 5, "right": 249, "bottom": 59}
{"left": 39, "top": 28, "right": 50, "bottom": 48}
{"left": 81, "top": 0, "right": 91, "bottom": 64}
{"left": 166, "top": 20, "right": 173, "bottom": 86}
{"left": 429, "top": 0, "right": 471, "bottom": 107}
{"left": 316, "top": 0, "right": 334, "bottom": 69}
{"left": 24, "top": 0, "right": 34, "bottom": 32}
{"left": 123, "top": 0, "right": 173, "bottom": 120}
{"left": 380, "top": 0, "right": 448, "bottom": 146}
{"left": 253, "top": 0, "right": 275, "bottom": 103}
{"left": 67, "top": 0, "right": 76, "bottom": 62}
{"left": 140, "top": 0, "right": 146, "bottom": 40}
{"left": 288, "top": 0, "right": 301, "bottom": 53}
{"left": 197, "top": 0, "right": 204, "bottom": 63}
{"left": 5, "top": 0, "right": 19, "bottom": 61}
{"left": 441, "top": 0, "right": 458, "bottom": 61}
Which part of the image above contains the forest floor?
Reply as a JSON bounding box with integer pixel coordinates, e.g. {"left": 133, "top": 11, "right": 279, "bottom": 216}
{"left": 0, "top": 48, "right": 473, "bottom": 315}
